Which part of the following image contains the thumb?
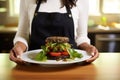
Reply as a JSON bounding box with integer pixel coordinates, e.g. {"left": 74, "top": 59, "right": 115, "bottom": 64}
{"left": 13, "top": 46, "right": 24, "bottom": 58}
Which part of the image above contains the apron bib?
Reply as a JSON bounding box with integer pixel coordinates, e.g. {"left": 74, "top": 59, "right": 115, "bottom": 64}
{"left": 29, "top": 1, "right": 77, "bottom": 50}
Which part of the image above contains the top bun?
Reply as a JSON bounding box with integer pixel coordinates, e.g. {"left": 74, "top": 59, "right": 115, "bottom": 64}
{"left": 45, "top": 36, "right": 69, "bottom": 43}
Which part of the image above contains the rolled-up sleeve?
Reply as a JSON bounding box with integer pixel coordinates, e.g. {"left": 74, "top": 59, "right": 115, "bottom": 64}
{"left": 75, "top": 0, "right": 90, "bottom": 46}
{"left": 13, "top": 0, "right": 30, "bottom": 48}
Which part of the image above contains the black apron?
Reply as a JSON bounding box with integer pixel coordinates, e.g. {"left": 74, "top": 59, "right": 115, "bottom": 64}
{"left": 29, "top": 1, "right": 77, "bottom": 50}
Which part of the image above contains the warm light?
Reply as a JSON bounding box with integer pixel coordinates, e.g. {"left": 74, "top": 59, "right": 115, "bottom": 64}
{"left": 88, "top": 0, "right": 101, "bottom": 16}
{"left": 0, "top": 8, "right": 7, "bottom": 12}
{"left": 9, "top": 0, "right": 20, "bottom": 16}
{"left": 103, "top": 0, "right": 120, "bottom": 14}
{"left": 0, "top": 54, "right": 16, "bottom": 80}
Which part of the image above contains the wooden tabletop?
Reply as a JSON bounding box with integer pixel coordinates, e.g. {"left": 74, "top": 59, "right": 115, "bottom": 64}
{"left": 0, "top": 53, "right": 120, "bottom": 80}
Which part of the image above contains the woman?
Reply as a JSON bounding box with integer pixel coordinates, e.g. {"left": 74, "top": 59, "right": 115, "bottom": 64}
{"left": 10, "top": 0, "right": 99, "bottom": 63}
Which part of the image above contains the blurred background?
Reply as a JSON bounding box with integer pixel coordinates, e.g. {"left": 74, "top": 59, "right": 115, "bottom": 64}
{"left": 0, "top": 0, "right": 120, "bottom": 53}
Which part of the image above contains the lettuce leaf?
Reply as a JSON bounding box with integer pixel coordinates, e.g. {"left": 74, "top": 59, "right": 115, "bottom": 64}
{"left": 34, "top": 51, "right": 47, "bottom": 61}
{"left": 67, "top": 49, "right": 83, "bottom": 59}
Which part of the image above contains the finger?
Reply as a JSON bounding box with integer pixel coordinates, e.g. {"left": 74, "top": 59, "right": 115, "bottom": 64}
{"left": 10, "top": 49, "right": 20, "bottom": 60}
{"left": 92, "top": 49, "right": 99, "bottom": 58}
{"left": 9, "top": 50, "right": 24, "bottom": 63}
{"left": 86, "top": 50, "right": 99, "bottom": 62}
{"left": 86, "top": 46, "right": 96, "bottom": 56}
{"left": 12, "top": 46, "right": 24, "bottom": 60}
{"left": 86, "top": 56, "right": 96, "bottom": 62}
{"left": 9, "top": 50, "right": 19, "bottom": 62}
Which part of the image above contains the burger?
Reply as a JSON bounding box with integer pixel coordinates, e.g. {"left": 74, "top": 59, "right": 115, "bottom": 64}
{"left": 34, "top": 36, "right": 83, "bottom": 61}
{"left": 45, "top": 36, "right": 71, "bottom": 60}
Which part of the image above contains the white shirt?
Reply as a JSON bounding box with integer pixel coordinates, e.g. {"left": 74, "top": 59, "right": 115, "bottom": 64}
{"left": 14, "top": 0, "right": 90, "bottom": 49}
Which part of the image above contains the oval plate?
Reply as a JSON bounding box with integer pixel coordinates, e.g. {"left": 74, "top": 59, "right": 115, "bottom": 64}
{"left": 20, "top": 49, "right": 91, "bottom": 67}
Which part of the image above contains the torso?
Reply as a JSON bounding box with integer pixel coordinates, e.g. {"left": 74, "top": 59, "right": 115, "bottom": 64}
{"left": 29, "top": 0, "right": 77, "bottom": 50}
{"left": 28, "top": 0, "right": 79, "bottom": 36}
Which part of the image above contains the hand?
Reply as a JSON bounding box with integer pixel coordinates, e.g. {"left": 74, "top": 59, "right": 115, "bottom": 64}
{"left": 9, "top": 41, "right": 27, "bottom": 64}
{"left": 78, "top": 43, "right": 99, "bottom": 63}
{"left": 84, "top": 45, "right": 99, "bottom": 62}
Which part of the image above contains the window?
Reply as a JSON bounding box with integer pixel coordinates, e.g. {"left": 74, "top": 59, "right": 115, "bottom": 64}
{"left": 88, "top": 0, "right": 100, "bottom": 16}
{"left": 102, "top": 0, "right": 120, "bottom": 14}
{"left": 0, "top": 0, "right": 7, "bottom": 12}
{"left": 9, "top": 0, "right": 20, "bottom": 16}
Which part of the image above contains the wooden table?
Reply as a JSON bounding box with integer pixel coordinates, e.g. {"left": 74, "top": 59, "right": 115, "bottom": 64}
{"left": 0, "top": 53, "right": 120, "bottom": 80}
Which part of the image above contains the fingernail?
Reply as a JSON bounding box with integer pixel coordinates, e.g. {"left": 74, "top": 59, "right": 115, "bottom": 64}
{"left": 91, "top": 53, "right": 94, "bottom": 56}
{"left": 17, "top": 55, "right": 20, "bottom": 58}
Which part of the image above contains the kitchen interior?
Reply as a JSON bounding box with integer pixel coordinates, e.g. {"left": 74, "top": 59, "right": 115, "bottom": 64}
{"left": 0, "top": 1, "right": 120, "bottom": 80}
{"left": 0, "top": 0, "right": 120, "bottom": 53}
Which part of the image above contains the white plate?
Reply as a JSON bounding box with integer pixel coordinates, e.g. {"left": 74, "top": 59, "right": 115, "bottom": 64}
{"left": 20, "top": 49, "right": 91, "bottom": 67}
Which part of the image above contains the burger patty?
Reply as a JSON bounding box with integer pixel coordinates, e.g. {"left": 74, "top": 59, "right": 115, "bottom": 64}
{"left": 45, "top": 36, "right": 69, "bottom": 43}
{"left": 46, "top": 53, "right": 70, "bottom": 60}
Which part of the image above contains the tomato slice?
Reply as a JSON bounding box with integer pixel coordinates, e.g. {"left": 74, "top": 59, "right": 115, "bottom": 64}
{"left": 61, "top": 51, "right": 69, "bottom": 56}
{"left": 50, "top": 52, "right": 61, "bottom": 57}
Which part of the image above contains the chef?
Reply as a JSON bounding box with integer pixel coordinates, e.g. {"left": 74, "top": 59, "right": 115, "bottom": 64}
{"left": 9, "top": 0, "right": 99, "bottom": 63}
